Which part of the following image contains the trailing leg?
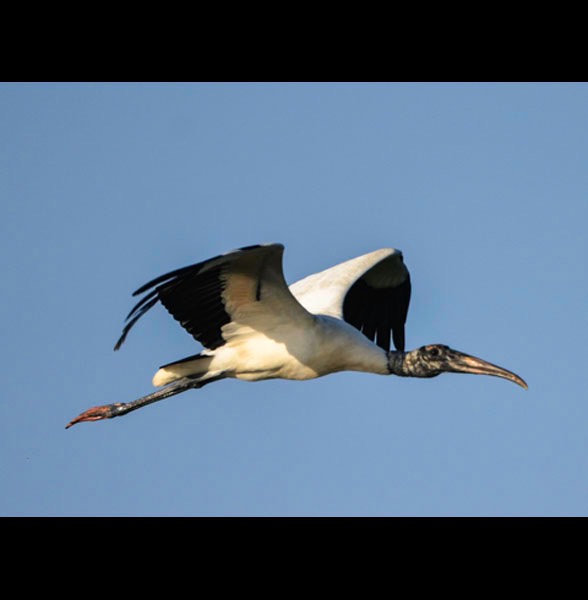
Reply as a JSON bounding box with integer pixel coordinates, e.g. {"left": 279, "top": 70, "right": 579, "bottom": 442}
{"left": 65, "top": 375, "right": 223, "bottom": 428}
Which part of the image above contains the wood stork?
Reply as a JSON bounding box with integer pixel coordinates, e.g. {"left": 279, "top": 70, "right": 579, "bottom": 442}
{"left": 66, "top": 243, "right": 527, "bottom": 428}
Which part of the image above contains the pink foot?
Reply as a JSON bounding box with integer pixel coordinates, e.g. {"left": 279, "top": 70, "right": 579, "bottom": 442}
{"left": 65, "top": 403, "right": 123, "bottom": 429}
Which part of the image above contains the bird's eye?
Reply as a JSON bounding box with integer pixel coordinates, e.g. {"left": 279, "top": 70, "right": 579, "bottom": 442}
{"left": 429, "top": 347, "right": 439, "bottom": 357}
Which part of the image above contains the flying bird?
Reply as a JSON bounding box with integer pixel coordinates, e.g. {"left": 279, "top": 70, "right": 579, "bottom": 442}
{"left": 66, "top": 243, "right": 527, "bottom": 428}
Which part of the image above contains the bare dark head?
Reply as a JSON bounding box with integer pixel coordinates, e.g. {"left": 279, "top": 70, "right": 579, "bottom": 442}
{"left": 390, "top": 344, "right": 527, "bottom": 389}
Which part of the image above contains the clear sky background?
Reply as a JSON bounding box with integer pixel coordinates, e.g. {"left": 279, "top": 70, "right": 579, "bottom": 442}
{"left": 2, "top": 82, "right": 586, "bottom": 516}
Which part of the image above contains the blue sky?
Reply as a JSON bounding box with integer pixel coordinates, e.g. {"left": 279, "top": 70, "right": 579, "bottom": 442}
{"left": 2, "top": 82, "right": 587, "bottom": 516}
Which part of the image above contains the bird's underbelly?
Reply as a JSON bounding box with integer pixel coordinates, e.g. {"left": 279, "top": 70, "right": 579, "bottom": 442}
{"left": 211, "top": 319, "right": 388, "bottom": 382}
{"left": 212, "top": 335, "right": 322, "bottom": 381}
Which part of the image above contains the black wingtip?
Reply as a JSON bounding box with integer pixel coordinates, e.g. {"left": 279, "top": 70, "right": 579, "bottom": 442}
{"left": 113, "top": 335, "right": 125, "bottom": 351}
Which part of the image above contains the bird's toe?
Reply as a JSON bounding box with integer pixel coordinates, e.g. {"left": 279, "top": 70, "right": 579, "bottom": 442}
{"left": 65, "top": 403, "right": 124, "bottom": 429}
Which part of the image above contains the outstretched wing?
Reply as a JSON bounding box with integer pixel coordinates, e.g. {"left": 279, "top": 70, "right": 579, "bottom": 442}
{"left": 289, "top": 248, "right": 411, "bottom": 351}
{"left": 114, "top": 243, "right": 313, "bottom": 351}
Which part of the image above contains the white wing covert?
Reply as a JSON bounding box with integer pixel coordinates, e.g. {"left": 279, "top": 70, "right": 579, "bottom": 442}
{"left": 289, "top": 248, "right": 411, "bottom": 351}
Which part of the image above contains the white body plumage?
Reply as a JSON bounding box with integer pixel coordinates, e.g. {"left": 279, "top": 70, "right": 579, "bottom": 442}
{"left": 151, "top": 245, "right": 405, "bottom": 386}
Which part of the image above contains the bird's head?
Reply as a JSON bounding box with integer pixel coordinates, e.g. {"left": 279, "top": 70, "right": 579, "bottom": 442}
{"left": 393, "top": 344, "right": 527, "bottom": 389}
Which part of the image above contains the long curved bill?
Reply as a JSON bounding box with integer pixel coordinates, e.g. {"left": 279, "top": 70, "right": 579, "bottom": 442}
{"left": 448, "top": 350, "right": 528, "bottom": 389}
